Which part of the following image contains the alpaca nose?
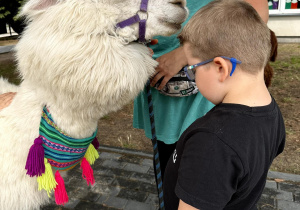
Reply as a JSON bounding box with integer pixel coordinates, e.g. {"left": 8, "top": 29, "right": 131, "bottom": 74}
{"left": 169, "top": 0, "right": 186, "bottom": 8}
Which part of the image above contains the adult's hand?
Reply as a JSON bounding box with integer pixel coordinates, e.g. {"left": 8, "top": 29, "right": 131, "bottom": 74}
{"left": 150, "top": 46, "right": 188, "bottom": 90}
{"left": 0, "top": 92, "right": 16, "bottom": 110}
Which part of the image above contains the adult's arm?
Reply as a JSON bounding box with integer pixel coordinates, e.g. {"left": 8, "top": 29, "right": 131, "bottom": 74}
{"left": 245, "top": 0, "right": 269, "bottom": 23}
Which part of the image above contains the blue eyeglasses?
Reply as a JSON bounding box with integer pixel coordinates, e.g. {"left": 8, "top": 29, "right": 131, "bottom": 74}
{"left": 183, "top": 56, "right": 242, "bottom": 81}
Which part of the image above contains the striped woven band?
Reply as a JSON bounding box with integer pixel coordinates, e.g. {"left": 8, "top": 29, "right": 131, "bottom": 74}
{"left": 40, "top": 107, "right": 97, "bottom": 171}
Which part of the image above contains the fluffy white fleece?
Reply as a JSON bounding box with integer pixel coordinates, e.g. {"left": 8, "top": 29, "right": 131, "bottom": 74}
{"left": 0, "top": 0, "right": 188, "bottom": 209}
{"left": 0, "top": 77, "right": 19, "bottom": 94}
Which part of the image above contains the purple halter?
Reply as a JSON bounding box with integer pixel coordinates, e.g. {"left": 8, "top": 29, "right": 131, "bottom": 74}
{"left": 116, "top": 0, "right": 149, "bottom": 44}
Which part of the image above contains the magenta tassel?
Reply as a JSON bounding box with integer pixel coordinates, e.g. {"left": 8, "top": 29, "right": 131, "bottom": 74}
{"left": 25, "top": 137, "right": 45, "bottom": 177}
{"left": 91, "top": 137, "right": 100, "bottom": 150}
{"left": 80, "top": 157, "right": 95, "bottom": 186}
{"left": 54, "top": 171, "right": 69, "bottom": 205}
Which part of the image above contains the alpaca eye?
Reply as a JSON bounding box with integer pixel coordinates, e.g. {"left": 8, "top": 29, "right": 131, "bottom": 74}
{"left": 172, "top": 2, "right": 183, "bottom": 7}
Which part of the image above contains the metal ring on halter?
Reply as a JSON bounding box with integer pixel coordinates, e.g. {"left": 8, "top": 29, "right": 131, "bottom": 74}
{"left": 136, "top": 10, "right": 148, "bottom": 21}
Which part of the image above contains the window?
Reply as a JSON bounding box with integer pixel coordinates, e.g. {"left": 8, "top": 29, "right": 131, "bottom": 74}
{"left": 268, "top": 0, "right": 300, "bottom": 15}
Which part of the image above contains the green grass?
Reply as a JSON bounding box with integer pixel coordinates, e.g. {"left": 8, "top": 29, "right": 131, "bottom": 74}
{"left": 282, "top": 97, "right": 294, "bottom": 103}
{"left": 269, "top": 55, "right": 300, "bottom": 89}
{"left": 270, "top": 56, "right": 300, "bottom": 71}
{"left": 285, "top": 127, "right": 295, "bottom": 136}
{"left": 101, "top": 115, "right": 111, "bottom": 120}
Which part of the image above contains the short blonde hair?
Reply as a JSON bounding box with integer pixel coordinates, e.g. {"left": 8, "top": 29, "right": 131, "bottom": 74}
{"left": 179, "top": 0, "right": 271, "bottom": 74}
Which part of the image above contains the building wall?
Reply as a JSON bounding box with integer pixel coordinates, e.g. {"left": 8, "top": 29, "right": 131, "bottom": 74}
{"left": 268, "top": 16, "right": 300, "bottom": 36}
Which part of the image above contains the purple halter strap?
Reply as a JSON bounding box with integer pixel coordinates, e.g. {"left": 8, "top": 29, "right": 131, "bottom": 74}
{"left": 116, "top": 0, "right": 149, "bottom": 43}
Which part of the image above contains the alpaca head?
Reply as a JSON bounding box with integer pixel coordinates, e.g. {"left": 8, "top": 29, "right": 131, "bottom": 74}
{"left": 21, "top": 0, "right": 188, "bottom": 42}
{"left": 112, "top": 0, "right": 189, "bottom": 41}
{"left": 15, "top": 0, "right": 188, "bottom": 117}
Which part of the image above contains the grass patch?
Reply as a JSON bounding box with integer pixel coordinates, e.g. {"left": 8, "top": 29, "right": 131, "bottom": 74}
{"left": 282, "top": 97, "right": 294, "bottom": 103}
{"left": 270, "top": 56, "right": 300, "bottom": 71}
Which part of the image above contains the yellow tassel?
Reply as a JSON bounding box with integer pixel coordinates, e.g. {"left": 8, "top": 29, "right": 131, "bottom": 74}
{"left": 84, "top": 144, "right": 99, "bottom": 165}
{"left": 37, "top": 158, "right": 57, "bottom": 197}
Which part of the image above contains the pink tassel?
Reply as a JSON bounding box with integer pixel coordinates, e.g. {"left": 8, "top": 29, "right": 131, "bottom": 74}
{"left": 92, "top": 137, "right": 100, "bottom": 150}
{"left": 80, "top": 157, "right": 95, "bottom": 186}
{"left": 25, "top": 137, "right": 45, "bottom": 177}
{"left": 54, "top": 171, "right": 68, "bottom": 205}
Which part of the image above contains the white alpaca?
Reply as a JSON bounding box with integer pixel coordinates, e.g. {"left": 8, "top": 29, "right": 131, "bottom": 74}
{"left": 0, "top": 0, "right": 188, "bottom": 209}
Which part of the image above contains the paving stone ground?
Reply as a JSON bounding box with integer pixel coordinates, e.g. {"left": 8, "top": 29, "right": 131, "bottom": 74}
{"left": 40, "top": 146, "right": 300, "bottom": 210}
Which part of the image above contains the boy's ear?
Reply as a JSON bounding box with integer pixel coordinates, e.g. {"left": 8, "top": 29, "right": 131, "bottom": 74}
{"left": 213, "top": 57, "right": 230, "bottom": 82}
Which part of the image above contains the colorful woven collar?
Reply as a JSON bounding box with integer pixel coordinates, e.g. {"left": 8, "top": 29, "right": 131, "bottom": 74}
{"left": 25, "top": 106, "right": 100, "bottom": 205}
{"left": 40, "top": 106, "right": 97, "bottom": 170}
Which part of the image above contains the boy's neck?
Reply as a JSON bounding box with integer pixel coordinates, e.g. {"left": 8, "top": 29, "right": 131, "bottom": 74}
{"left": 222, "top": 70, "right": 272, "bottom": 107}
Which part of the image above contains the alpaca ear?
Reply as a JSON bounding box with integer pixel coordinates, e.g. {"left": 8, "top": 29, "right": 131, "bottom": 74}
{"left": 21, "top": 0, "right": 59, "bottom": 16}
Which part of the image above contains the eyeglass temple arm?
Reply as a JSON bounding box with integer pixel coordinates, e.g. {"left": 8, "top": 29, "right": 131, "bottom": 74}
{"left": 220, "top": 56, "right": 242, "bottom": 76}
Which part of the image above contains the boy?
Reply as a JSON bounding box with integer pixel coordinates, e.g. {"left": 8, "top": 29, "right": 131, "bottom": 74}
{"left": 163, "top": 0, "right": 285, "bottom": 209}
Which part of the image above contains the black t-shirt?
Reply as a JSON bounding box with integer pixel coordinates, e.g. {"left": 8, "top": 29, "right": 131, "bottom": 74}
{"left": 164, "top": 98, "right": 285, "bottom": 210}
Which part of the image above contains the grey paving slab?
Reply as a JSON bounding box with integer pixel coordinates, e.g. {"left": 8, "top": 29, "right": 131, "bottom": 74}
{"left": 131, "top": 172, "right": 156, "bottom": 184}
{"left": 261, "top": 187, "right": 280, "bottom": 198}
{"left": 95, "top": 194, "right": 110, "bottom": 204}
{"left": 278, "top": 182, "right": 300, "bottom": 193}
{"left": 123, "top": 162, "right": 150, "bottom": 173}
{"left": 257, "top": 194, "right": 277, "bottom": 210}
{"left": 277, "top": 200, "right": 300, "bottom": 210}
{"left": 117, "top": 188, "right": 148, "bottom": 203}
{"left": 139, "top": 182, "right": 158, "bottom": 194}
{"left": 142, "top": 158, "right": 154, "bottom": 167}
{"left": 268, "top": 171, "right": 300, "bottom": 182}
{"left": 91, "top": 183, "right": 121, "bottom": 196}
{"left": 81, "top": 192, "right": 101, "bottom": 203}
{"left": 99, "top": 145, "right": 152, "bottom": 159}
{"left": 265, "top": 180, "right": 278, "bottom": 190}
{"left": 93, "top": 174, "right": 115, "bottom": 185}
{"left": 74, "top": 201, "right": 118, "bottom": 210}
{"left": 99, "top": 151, "right": 122, "bottom": 160}
{"left": 119, "top": 154, "right": 143, "bottom": 164}
{"left": 295, "top": 191, "right": 300, "bottom": 203}
{"left": 145, "top": 193, "right": 159, "bottom": 206}
{"left": 148, "top": 166, "right": 155, "bottom": 176}
{"left": 103, "top": 196, "right": 128, "bottom": 209}
{"left": 276, "top": 190, "right": 294, "bottom": 201}
{"left": 93, "top": 166, "right": 111, "bottom": 176}
{"left": 0, "top": 45, "right": 14, "bottom": 54}
{"left": 112, "top": 177, "right": 141, "bottom": 190}
{"left": 124, "top": 200, "right": 156, "bottom": 210}
{"left": 61, "top": 198, "right": 80, "bottom": 209}
{"left": 102, "top": 159, "right": 127, "bottom": 169}
{"left": 106, "top": 167, "right": 134, "bottom": 178}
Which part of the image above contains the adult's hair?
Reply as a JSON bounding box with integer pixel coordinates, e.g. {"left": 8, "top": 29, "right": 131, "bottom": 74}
{"left": 179, "top": 0, "right": 271, "bottom": 74}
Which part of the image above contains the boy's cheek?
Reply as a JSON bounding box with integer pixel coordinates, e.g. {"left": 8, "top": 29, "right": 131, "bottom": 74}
{"left": 195, "top": 77, "right": 222, "bottom": 105}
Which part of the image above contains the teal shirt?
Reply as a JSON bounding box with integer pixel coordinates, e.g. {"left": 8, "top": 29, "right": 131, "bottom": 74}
{"left": 133, "top": 0, "right": 214, "bottom": 144}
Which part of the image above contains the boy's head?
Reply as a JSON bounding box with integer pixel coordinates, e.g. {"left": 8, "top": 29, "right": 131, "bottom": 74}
{"left": 179, "top": 0, "right": 271, "bottom": 74}
{"left": 179, "top": 0, "right": 271, "bottom": 105}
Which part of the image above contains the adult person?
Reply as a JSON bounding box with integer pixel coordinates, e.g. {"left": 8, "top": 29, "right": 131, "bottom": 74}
{"left": 133, "top": 0, "right": 269, "bottom": 182}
